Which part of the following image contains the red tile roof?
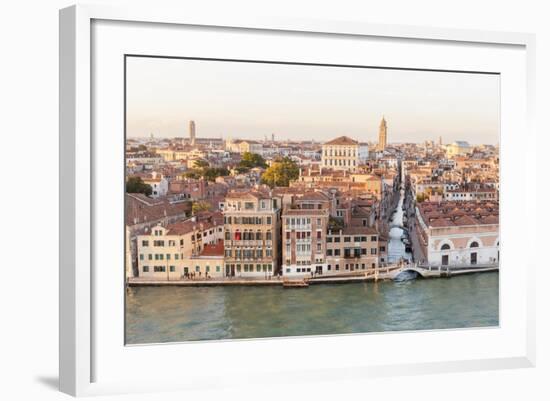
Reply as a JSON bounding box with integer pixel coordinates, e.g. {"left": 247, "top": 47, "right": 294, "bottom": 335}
{"left": 324, "top": 136, "right": 358, "bottom": 146}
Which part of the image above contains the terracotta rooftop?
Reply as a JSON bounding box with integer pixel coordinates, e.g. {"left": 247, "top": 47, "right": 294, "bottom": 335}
{"left": 324, "top": 136, "right": 359, "bottom": 146}
{"left": 200, "top": 240, "right": 224, "bottom": 257}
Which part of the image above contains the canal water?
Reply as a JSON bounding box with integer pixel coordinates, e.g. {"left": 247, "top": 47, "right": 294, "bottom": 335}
{"left": 125, "top": 272, "right": 499, "bottom": 344}
{"left": 388, "top": 187, "right": 412, "bottom": 263}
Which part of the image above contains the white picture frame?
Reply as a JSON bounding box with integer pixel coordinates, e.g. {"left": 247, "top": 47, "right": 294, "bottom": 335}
{"left": 59, "top": 4, "right": 536, "bottom": 397}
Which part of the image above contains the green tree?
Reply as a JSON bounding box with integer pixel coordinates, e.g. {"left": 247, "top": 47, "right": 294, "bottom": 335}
{"left": 416, "top": 193, "right": 427, "bottom": 203}
{"left": 237, "top": 152, "right": 267, "bottom": 172}
{"left": 203, "top": 167, "right": 230, "bottom": 182}
{"left": 260, "top": 157, "right": 299, "bottom": 188}
{"left": 192, "top": 200, "right": 212, "bottom": 215}
{"left": 126, "top": 176, "right": 152, "bottom": 196}
{"left": 193, "top": 159, "right": 210, "bottom": 170}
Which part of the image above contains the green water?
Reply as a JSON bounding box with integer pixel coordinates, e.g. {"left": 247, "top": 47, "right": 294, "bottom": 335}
{"left": 125, "top": 272, "right": 499, "bottom": 344}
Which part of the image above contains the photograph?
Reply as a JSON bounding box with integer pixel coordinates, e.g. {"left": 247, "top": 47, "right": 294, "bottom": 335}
{"left": 124, "top": 55, "right": 500, "bottom": 344}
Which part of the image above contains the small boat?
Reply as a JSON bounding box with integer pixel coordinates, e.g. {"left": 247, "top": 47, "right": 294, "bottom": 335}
{"left": 283, "top": 280, "right": 309, "bottom": 288}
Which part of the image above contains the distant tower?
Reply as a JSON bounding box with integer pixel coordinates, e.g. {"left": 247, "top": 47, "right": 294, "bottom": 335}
{"left": 189, "top": 120, "right": 196, "bottom": 146}
{"left": 439, "top": 136, "right": 443, "bottom": 146}
{"left": 378, "top": 116, "right": 387, "bottom": 151}
{"left": 271, "top": 133, "right": 275, "bottom": 142}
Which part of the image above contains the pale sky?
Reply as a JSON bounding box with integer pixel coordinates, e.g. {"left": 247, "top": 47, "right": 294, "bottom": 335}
{"left": 126, "top": 56, "right": 500, "bottom": 145}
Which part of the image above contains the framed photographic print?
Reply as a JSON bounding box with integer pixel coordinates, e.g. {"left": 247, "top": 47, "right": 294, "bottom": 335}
{"left": 59, "top": 4, "right": 536, "bottom": 397}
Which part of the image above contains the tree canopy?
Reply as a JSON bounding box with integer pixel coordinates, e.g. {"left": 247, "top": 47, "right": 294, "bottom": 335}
{"left": 126, "top": 176, "right": 152, "bottom": 196}
{"left": 192, "top": 200, "right": 212, "bottom": 215}
{"left": 260, "top": 157, "right": 299, "bottom": 188}
{"left": 236, "top": 152, "right": 267, "bottom": 172}
{"left": 184, "top": 160, "right": 230, "bottom": 182}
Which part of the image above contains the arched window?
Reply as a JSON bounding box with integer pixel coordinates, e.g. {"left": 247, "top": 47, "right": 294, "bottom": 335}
{"left": 441, "top": 243, "right": 450, "bottom": 251}
{"left": 470, "top": 241, "right": 479, "bottom": 248}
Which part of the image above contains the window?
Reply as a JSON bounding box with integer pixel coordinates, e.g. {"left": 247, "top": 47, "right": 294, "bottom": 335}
{"left": 139, "top": 254, "right": 144, "bottom": 260}
{"left": 266, "top": 231, "right": 272, "bottom": 241}
{"left": 142, "top": 240, "right": 149, "bottom": 247}
{"left": 327, "top": 237, "right": 332, "bottom": 243}
{"left": 441, "top": 243, "right": 451, "bottom": 250}
{"left": 206, "top": 266, "right": 210, "bottom": 272}
{"left": 175, "top": 254, "right": 179, "bottom": 260}
{"left": 256, "top": 264, "right": 261, "bottom": 272}
{"left": 154, "top": 266, "right": 165, "bottom": 272}
{"left": 354, "top": 236, "right": 361, "bottom": 242}
{"left": 225, "top": 231, "right": 230, "bottom": 240}
{"left": 245, "top": 202, "right": 254, "bottom": 210}
{"left": 195, "top": 266, "right": 200, "bottom": 272}
{"left": 334, "top": 249, "right": 340, "bottom": 256}
{"left": 153, "top": 240, "right": 165, "bottom": 247}
{"left": 166, "top": 254, "right": 171, "bottom": 260}
{"left": 335, "top": 264, "right": 340, "bottom": 271}
{"left": 216, "top": 265, "right": 221, "bottom": 272}
{"left": 371, "top": 236, "right": 377, "bottom": 241}
{"left": 266, "top": 216, "right": 272, "bottom": 224}
{"left": 317, "top": 231, "right": 322, "bottom": 239}
{"left": 180, "top": 239, "right": 184, "bottom": 246}
{"left": 169, "top": 266, "right": 175, "bottom": 272}
{"left": 334, "top": 237, "right": 340, "bottom": 243}
{"left": 142, "top": 266, "right": 149, "bottom": 272}
{"left": 148, "top": 254, "right": 152, "bottom": 260}
{"left": 470, "top": 241, "right": 479, "bottom": 248}
{"left": 371, "top": 248, "right": 377, "bottom": 255}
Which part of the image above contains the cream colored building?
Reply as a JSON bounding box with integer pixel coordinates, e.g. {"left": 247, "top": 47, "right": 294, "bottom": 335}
{"left": 180, "top": 241, "right": 224, "bottom": 278}
{"left": 223, "top": 190, "right": 281, "bottom": 277}
{"left": 321, "top": 136, "right": 359, "bottom": 171}
{"left": 226, "top": 139, "right": 263, "bottom": 154}
{"left": 446, "top": 141, "right": 472, "bottom": 158}
{"left": 136, "top": 212, "right": 224, "bottom": 279}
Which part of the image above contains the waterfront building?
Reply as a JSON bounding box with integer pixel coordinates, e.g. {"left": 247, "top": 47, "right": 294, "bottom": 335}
{"left": 281, "top": 195, "right": 330, "bottom": 277}
{"left": 136, "top": 212, "right": 224, "bottom": 279}
{"left": 325, "top": 227, "right": 380, "bottom": 273}
{"left": 223, "top": 190, "right": 281, "bottom": 277}
{"left": 180, "top": 240, "right": 225, "bottom": 279}
{"left": 414, "top": 201, "right": 499, "bottom": 267}
{"left": 321, "top": 136, "right": 359, "bottom": 171}
{"left": 377, "top": 116, "right": 387, "bottom": 151}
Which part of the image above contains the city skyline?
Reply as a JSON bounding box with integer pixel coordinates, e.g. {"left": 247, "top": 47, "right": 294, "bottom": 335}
{"left": 126, "top": 56, "right": 500, "bottom": 145}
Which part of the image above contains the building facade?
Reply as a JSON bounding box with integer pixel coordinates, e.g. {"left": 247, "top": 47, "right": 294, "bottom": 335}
{"left": 325, "top": 227, "right": 380, "bottom": 274}
{"left": 136, "top": 212, "right": 224, "bottom": 279}
{"left": 282, "top": 208, "right": 329, "bottom": 277}
{"left": 414, "top": 201, "right": 499, "bottom": 267}
{"left": 321, "top": 136, "right": 359, "bottom": 171}
{"left": 223, "top": 191, "right": 281, "bottom": 277}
